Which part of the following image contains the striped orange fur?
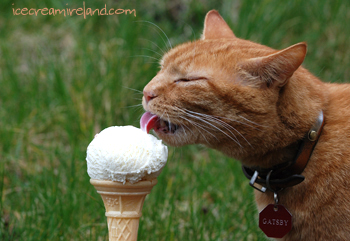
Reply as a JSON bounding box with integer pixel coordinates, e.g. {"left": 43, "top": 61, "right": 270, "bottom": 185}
{"left": 142, "top": 10, "right": 350, "bottom": 240}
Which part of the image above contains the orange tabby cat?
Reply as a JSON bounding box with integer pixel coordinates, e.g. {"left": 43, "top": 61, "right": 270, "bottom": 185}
{"left": 141, "top": 10, "right": 350, "bottom": 240}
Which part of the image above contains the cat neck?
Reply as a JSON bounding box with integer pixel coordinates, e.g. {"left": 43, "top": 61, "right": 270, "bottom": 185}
{"left": 229, "top": 67, "right": 327, "bottom": 169}
{"left": 242, "top": 109, "right": 325, "bottom": 192}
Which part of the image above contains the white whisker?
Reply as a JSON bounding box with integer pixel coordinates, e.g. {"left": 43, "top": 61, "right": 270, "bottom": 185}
{"left": 204, "top": 115, "right": 251, "bottom": 147}
{"left": 184, "top": 109, "right": 251, "bottom": 147}
{"left": 122, "top": 86, "right": 143, "bottom": 94}
{"left": 178, "top": 115, "right": 214, "bottom": 144}
{"left": 123, "top": 104, "right": 143, "bottom": 109}
{"left": 138, "top": 38, "right": 166, "bottom": 55}
{"left": 237, "top": 115, "right": 269, "bottom": 128}
{"left": 140, "top": 47, "right": 164, "bottom": 58}
{"left": 134, "top": 20, "right": 172, "bottom": 51}
{"left": 129, "top": 55, "right": 160, "bottom": 62}
{"left": 166, "top": 112, "right": 172, "bottom": 133}
{"left": 183, "top": 110, "right": 243, "bottom": 148}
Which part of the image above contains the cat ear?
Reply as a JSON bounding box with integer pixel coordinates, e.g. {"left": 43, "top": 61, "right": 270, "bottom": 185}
{"left": 237, "top": 42, "right": 307, "bottom": 88}
{"left": 202, "top": 10, "right": 235, "bottom": 40}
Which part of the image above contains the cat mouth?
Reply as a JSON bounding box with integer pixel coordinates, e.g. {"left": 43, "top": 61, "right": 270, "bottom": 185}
{"left": 140, "top": 112, "right": 179, "bottom": 134}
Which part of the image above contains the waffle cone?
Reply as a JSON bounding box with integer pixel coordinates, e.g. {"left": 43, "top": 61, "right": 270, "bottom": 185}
{"left": 90, "top": 179, "right": 158, "bottom": 241}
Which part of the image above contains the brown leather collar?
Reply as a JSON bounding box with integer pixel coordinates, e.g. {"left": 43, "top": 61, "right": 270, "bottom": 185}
{"left": 242, "top": 110, "right": 325, "bottom": 193}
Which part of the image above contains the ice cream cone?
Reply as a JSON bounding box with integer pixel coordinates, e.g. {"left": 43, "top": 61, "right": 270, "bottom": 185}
{"left": 90, "top": 179, "right": 158, "bottom": 241}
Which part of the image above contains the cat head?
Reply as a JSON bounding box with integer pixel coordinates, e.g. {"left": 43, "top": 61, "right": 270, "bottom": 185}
{"left": 141, "top": 10, "right": 308, "bottom": 160}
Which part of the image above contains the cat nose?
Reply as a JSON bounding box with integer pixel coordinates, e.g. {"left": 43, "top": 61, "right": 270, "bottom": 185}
{"left": 143, "top": 90, "right": 157, "bottom": 103}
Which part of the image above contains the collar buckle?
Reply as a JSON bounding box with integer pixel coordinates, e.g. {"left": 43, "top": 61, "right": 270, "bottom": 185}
{"left": 249, "top": 170, "right": 267, "bottom": 193}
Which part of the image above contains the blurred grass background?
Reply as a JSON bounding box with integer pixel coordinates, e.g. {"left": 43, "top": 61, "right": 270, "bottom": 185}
{"left": 1, "top": 0, "right": 350, "bottom": 240}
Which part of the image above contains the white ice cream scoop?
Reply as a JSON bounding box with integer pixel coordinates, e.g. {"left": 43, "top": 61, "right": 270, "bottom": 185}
{"left": 86, "top": 126, "right": 168, "bottom": 183}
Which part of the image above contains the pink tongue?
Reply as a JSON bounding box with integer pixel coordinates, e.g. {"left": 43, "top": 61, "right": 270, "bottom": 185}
{"left": 140, "top": 112, "right": 159, "bottom": 133}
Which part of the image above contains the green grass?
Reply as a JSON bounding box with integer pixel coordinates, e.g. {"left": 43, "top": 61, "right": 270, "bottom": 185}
{"left": 1, "top": 0, "right": 350, "bottom": 240}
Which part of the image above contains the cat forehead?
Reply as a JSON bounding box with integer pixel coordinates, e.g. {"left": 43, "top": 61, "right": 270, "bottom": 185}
{"left": 160, "top": 38, "right": 275, "bottom": 68}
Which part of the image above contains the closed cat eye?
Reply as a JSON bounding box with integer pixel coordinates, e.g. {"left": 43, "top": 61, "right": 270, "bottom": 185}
{"left": 175, "top": 78, "right": 191, "bottom": 82}
{"left": 175, "top": 77, "right": 207, "bottom": 83}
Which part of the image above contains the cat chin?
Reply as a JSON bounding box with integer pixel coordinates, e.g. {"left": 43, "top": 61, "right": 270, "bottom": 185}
{"left": 152, "top": 130, "right": 182, "bottom": 146}
{"left": 152, "top": 128, "right": 195, "bottom": 147}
